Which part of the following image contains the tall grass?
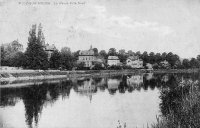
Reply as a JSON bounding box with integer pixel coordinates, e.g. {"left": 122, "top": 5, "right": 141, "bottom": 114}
{"left": 151, "top": 80, "right": 200, "bottom": 128}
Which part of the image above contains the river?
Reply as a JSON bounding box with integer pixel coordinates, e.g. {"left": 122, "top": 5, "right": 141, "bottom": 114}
{"left": 0, "top": 73, "right": 199, "bottom": 128}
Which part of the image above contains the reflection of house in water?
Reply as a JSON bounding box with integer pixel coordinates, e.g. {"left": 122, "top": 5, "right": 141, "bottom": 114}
{"left": 145, "top": 73, "right": 154, "bottom": 80}
{"left": 107, "top": 79, "right": 121, "bottom": 94}
{"left": 127, "top": 75, "right": 143, "bottom": 89}
{"left": 162, "top": 74, "right": 169, "bottom": 82}
{"left": 77, "top": 79, "right": 97, "bottom": 102}
{"left": 107, "top": 79, "right": 120, "bottom": 90}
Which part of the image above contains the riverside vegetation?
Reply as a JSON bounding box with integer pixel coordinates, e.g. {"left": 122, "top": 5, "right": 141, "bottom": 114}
{"left": 116, "top": 75, "right": 200, "bottom": 128}
{"left": 1, "top": 23, "right": 200, "bottom": 70}
{"left": 151, "top": 80, "right": 200, "bottom": 128}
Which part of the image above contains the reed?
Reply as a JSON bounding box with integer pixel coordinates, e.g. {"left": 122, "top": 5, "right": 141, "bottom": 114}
{"left": 151, "top": 80, "right": 200, "bottom": 128}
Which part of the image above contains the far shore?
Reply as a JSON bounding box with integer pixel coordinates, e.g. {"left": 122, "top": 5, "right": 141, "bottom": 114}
{"left": 1, "top": 68, "right": 200, "bottom": 83}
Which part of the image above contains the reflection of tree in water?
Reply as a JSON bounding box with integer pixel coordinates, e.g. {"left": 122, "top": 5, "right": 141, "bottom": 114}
{"left": 21, "top": 81, "right": 73, "bottom": 128}
{"left": 1, "top": 80, "right": 73, "bottom": 128}
{"left": 108, "top": 89, "right": 117, "bottom": 95}
{"left": 93, "top": 77, "right": 103, "bottom": 84}
{"left": 143, "top": 78, "right": 157, "bottom": 90}
{"left": 22, "top": 85, "right": 46, "bottom": 128}
{"left": 0, "top": 88, "right": 21, "bottom": 107}
{"left": 59, "top": 80, "right": 73, "bottom": 99}
{"left": 118, "top": 75, "right": 128, "bottom": 93}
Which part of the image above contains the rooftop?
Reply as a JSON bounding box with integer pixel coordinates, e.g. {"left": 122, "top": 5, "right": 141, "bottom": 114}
{"left": 108, "top": 56, "right": 119, "bottom": 60}
{"left": 45, "top": 44, "right": 56, "bottom": 51}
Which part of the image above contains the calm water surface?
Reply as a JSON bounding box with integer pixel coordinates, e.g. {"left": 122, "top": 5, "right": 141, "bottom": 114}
{"left": 1, "top": 73, "right": 199, "bottom": 128}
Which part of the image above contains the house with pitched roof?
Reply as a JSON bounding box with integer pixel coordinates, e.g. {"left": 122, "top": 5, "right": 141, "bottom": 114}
{"left": 45, "top": 43, "right": 56, "bottom": 59}
{"left": 126, "top": 56, "right": 143, "bottom": 68}
{"left": 107, "top": 56, "right": 120, "bottom": 66}
{"left": 78, "top": 45, "right": 96, "bottom": 67}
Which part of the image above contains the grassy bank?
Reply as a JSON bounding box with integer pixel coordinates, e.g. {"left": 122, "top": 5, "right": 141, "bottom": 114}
{"left": 1, "top": 69, "right": 200, "bottom": 82}
{"left": 153, "top": 68, "right": 200, "bottom": 74}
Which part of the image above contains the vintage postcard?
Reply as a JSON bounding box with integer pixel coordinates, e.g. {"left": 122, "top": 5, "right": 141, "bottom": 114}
{"left": 1, "top": 0, "right": 200, "bottom": 128}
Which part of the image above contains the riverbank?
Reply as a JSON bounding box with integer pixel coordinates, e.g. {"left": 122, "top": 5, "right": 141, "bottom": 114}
{"left": 1, "top": 68, "right": 200, "bottom": 83}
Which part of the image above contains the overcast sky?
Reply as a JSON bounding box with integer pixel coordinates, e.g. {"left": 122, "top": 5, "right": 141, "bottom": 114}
{"left": 0, "top": 0, "right": 200, "bottom": 58}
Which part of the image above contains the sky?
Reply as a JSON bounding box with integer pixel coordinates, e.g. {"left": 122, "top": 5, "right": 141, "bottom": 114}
{"left": 0, "top": 0, "right": 200, "bottom": 58}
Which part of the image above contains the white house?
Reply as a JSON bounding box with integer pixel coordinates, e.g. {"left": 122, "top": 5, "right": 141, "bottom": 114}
{"left": 126, "top": 56, "right": 143, "bottom": 68}
{"left": 146, "top": 63, "right": 153, "bottom": 70}
{"left": 107, "top": 56, "right": 120, "bottom": 66}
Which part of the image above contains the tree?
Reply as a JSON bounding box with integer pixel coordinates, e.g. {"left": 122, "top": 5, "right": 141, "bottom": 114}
{"left": 174, "top": 60, "right": 182, "bottom": 69}
{"left": 196, "top": 55, "right": 200, "bottom": 62}
{"left": 166, "top": 52, "right": 180, "bottom": 68}
{"left": 182, "top": 59, "right": 191, "bottom": 69}
{"left": 119, "top": 49, "right": 125, "bottom": 55}
{"left": 190, "top": 58, "right": 199, "bottom": 68}
{"left": 127, "top": 50, "right": 134, "bottom": 56}
{"left": 24, "top": 24, "right": 49, "bottom": 70}
{"left": 155, "top": 53, "right": 162, "bottom": 64}
{"left": 61, "top": 47, "right": 71, "bottom": 54}
{"left": 108, "top": 48, "right": 117, "bottom": 56}
{"left": 9, "top": 51, "right": 25, "bottom": 67}
{"left": 149, "top": 52, "right": 155, "bottom": 64}
{"left": 161, "top": 52, "right": 167, "bottom": 61}
{"left": 92, "top": 61, "right": 104, "bottom": 70}
{"left": 1, "top": 44, "right": 7, "bottom": 66}
{"left": 1, "top": 40, "right": 24, "bottom": 67}
{"left": 141, "top": 51, "right": 148, "bottom": 65}
{"left": 118, "top": 49, "right": 128, "bottom": 64}
{"left": 73, "top": 50, "right": 80, "bottom": 60}
{"left": 49, "top": 50, "right": 61, "bottom": 69}
{"left": 135, "top": 51, "right": 141, "bottom": 58}
{"left": 76, "top": 62, "right": 85, "bottom": 70}
{"left": 99, "top": 50, "right": 107, "bottom": 58}
{"left": 60, "top": 47, "right": 74, "bottom": 70}
{"left": 93, "top": 48, "right": 98, "bottom": 56}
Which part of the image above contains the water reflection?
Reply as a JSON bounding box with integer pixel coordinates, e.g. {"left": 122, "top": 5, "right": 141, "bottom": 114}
{"left": 1, "top": 81, "right": 73, "bottom": 128}
{"left": 1, "top": 73, "right": 200, "bottom": 128}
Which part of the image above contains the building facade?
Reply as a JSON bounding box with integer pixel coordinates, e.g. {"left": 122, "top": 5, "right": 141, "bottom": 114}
{"left": 126, "top": 56, "right": 143, "bottom": 68}
{"left": 78, "top": 46, "right": 96, "bottom": 67}
{"left": 45, "top": 44, "right": 56, "bottom": 59}
{"left": 107, "top": 56, "right": 120, "bottom": 66}
{"left": 146, "top": 63, "right": 153, "bottom": 70}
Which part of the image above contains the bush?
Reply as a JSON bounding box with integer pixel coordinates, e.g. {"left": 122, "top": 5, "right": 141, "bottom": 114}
{"left": 92, "top": 62, "right": 105, "bottom": 70}
{"left": 107, "top": 65, "right": 122, "bottom": 70}
{"left": 76, "top": 62, "right": 85, "bottom": 70}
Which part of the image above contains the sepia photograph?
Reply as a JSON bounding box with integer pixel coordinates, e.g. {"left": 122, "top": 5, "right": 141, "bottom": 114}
{"left": 1, "top": 0, "right": 200, "bottom": 128}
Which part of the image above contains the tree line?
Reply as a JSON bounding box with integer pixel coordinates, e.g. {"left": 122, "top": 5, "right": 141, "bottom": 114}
{"left": 1, "top": 24, "right": 200, "bottom": 70}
